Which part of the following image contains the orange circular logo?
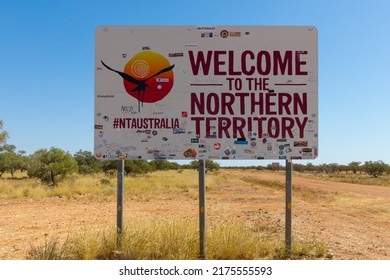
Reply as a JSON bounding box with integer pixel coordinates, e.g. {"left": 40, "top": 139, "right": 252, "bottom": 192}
{"left": 101, "top": 51, "right": 175, "bottom": 112}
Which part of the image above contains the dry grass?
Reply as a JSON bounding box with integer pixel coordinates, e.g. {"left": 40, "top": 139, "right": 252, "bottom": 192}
{"left": 123, "top": 170, "right": 215, "bottom": 200}
{"left": 240, "top": 174, "right": 336, "bottom": 203}
{"left": 2, "top": 169, "right": 388, "bottom": 201}
{"left": 0, "top": 174, "right": 113, "bottom": 200}
{"left": 297, "top": 172, "right": 390, "bottom": 187}
{"left": 27, "top": 218, "right": 327, "bottom": 260}
{"left": 0, "top": 170, "right": 219, "bottom": 201}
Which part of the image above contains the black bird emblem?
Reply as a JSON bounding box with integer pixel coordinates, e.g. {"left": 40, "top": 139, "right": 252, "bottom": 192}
{"left": 101, "top": 60, "right": 175, "bottom": 112}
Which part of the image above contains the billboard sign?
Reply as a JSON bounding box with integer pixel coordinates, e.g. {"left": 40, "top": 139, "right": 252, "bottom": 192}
{"left": 95, "top": 26, "right": 318, "bottom": 160}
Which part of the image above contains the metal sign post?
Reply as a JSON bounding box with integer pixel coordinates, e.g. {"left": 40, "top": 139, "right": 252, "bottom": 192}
{"left": 117, "top": 159, "right": 124, "bottom": 247}
{"left": 198, "top": 159, "right": 206, "bottom": 259}
{"left": 285, "top": 159, "right": 293, "bottom": 255}
{"left": 95, "top": 25, "right": 317, "bottom": 258}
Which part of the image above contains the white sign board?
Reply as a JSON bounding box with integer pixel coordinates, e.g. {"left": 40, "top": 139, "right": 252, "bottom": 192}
{"left": 95, "top": 26, "right": 318, "bottom": 160}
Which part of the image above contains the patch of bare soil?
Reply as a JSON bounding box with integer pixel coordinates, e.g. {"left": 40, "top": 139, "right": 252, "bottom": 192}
{"left": 1, "top": 171, "right": 389, "bottom": 259}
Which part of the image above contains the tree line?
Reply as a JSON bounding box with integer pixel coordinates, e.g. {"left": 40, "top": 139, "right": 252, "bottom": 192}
{"left": 0, "top": 121, "right": 221, "bottom": 186}
{"left": 0, "top": 121, "right": 389, "bottom": 186}
{"left": 0, "top": 145, "right": 221, "bottom": 186}
{"left": 235, "top": 161, "right": 390, "bottom": 178}
{"left": 1, "top": 144, "right": 388, "bottom": 185}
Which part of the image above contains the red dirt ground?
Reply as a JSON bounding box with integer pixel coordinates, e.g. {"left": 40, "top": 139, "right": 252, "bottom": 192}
{"left": 1, "top": 171, "right": 389, "bottom": 259}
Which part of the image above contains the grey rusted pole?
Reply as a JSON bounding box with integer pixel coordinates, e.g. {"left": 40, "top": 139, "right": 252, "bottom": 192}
{"left": 198, "top": 159, "right": 206, "bottom": 259}
{"left": 117, "top": 159, "right": 124, "bottom": 247}
{"left": 286, "top": 159, "right": 292, "bottom": 255}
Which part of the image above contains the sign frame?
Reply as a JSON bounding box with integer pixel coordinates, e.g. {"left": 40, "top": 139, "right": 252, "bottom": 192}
{"left": 95, "top": 26, "right": 318, "bottom": 161}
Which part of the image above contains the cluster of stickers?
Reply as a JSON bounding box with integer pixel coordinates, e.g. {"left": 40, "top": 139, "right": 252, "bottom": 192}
{"left": 95, "top": 26, "right": 318, "bottom": 160}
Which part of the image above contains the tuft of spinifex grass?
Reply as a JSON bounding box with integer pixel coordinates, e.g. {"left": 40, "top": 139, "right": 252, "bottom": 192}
{"left": 27, "top": 218, "right": 326, "bottom": 260}
{"left": 0, "top": 174, "right": 115, "bottom": 200}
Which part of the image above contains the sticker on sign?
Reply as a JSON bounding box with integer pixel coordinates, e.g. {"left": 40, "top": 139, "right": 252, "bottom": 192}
{"left": 95, "top": 26, "right": 318, "bottom": 160}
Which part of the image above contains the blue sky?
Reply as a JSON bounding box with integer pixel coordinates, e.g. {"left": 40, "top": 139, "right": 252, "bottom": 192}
{"left": 0, "top": 0, "right": 389, "bottom": 166}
